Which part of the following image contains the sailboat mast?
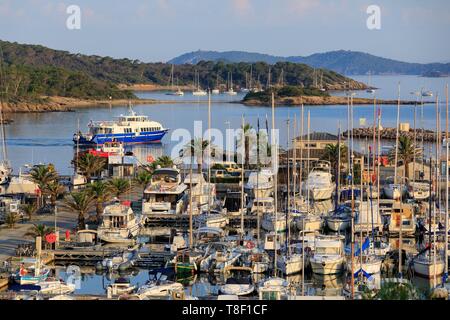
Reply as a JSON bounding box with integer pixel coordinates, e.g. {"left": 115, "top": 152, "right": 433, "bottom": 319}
{"left": 394, "top": 83, "right": 401, "bottom": 184}
{"left": 445, "top": 83, "right": 449, "bottom": 281}
{"left": 240, "top": 115, "right": 245, "bottom": 238}
{"left": 271, "top": 92, "right": 278, "bottom": 275}
{"left": 286, "top": 117, "right": 291, "bottom": 255}
{"left": 208, "top": 91, "right": 211, "bottom": 215}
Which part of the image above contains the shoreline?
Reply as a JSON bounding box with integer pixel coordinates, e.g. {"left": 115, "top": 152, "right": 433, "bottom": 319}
{"left": 242, "top": 95, "right": 434, "bottom": 106}
{"left": 2, "top": 94, "right": 435, "bottom": 114}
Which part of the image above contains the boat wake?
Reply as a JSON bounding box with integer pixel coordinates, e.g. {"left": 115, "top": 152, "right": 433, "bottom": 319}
{"left": 6, "top": 138, "right": 73, "bottom": 147}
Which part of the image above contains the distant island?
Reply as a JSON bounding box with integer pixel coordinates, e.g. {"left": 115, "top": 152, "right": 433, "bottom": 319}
{"left": 242, "top": 86, "right": 425, "bottom": 106}
{"left": 169, "top": 50, "right": 450, "bottom": 77}
{"left": 0, "top": 40, "right": 367, "bottom": 112}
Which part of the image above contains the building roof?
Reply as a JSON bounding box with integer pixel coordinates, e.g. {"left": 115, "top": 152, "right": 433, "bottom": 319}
{"left": 294, "top": 132, "right": 343, "bottom": 141}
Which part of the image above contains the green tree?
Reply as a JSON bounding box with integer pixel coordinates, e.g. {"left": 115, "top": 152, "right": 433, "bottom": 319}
{"left": 87, "top": 181, "right": 112, "bottom": 222}
{"left": 21, "top": 203, "right": 37, "bottom": 221}
{"left": 25, "top": 224, "right": 54, "bottom": 239}
{"left": 321, "top": 143, "right": 348, "bottom": 179}
{"left": 5, "top": 212, "right": 18, "bottom": 229}
{"left": 108, "top": 178, "right": 131, "bottom": 199}
{"left": 183, "top": 138, "right": 211, "bottom": 173}
{"left": 62, "top": 192, "right": 95, "bottom": 229}
{"left": 43, "top": 182, "right": 66, "bottom": 208}
{"left": 388, "top": 136, "right": 422, "bottom": 179}
{"left": 76, "top": 153, "right": 107, "bottom": 182}
{"left": 134, "top": 170, "right": 152, "bottom": 190}
{"left": 29, "top": 164, "right": 58, "bottom": 206}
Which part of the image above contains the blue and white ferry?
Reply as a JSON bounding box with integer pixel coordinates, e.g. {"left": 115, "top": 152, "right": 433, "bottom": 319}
{"left": 73, "top": 107, "right": 169, "bottom": 145}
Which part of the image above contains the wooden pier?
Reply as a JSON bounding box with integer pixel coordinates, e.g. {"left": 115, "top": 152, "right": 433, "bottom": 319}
{"left": 144, "top": 214, "right": 257, "bottom": 228}
{"left": 46, "top": 247, "right": 125, "bottom": 264}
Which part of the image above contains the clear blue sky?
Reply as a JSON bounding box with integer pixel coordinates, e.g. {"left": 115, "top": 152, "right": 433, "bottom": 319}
{"left": 0, "top": 0, "right": 449, "bottom": 63}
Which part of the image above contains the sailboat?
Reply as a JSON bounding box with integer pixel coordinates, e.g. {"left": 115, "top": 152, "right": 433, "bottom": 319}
{"left": 413, "top": 165, "right": 445, "bottom": 278}
{"left": 0, "top": 74, "right": 11, "bottom": 185}
{"left": 301, "top": 161, "right": 334, "bottom": 201}
{"left": 212, "top": 73, "right": 220, "bottom": 94}
{"left": 166, "top": 64, "right": 184, "bottom": 96}
{"left": 366, "top": 71, "right": 375, "bottom": 93}
{"left": 192, "top": 70, "right": 207, "bottom": 96}
{"left": 226, "top": 72, "right": 237, "bottom": 96}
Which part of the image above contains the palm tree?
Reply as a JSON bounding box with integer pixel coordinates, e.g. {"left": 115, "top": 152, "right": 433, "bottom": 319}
{"left": 21, "top": 203, "right": 37, "bottom": 221}
{"left": 29, "top": 164, "right": 58, "bottom": 206}
{"left": 321, "top": 143, "right": 348, "bottom": 176}
{"left": 25, "top": 224, "right": 54, "bottom": 239}
{"left": 108, "top": 178, "right": 131, "bottom": 199}
{"left": 134, "top": 170, "right": 152, "bottom": 191}
{"left": 5, "top": 212, "right": 18, "bottom": 229}
{"left": 43, "top": 182, "right": 66, "bottom": 209}
{"left": 153, "top": 155, "right": 174, "bottom": 168}
{"left": 62, "top": 192, "right": 95, "bottom": 229}
{"left": 388, "top": 136, "right": 422, "bottom": 179}
{"left": 183, "top": 138, "right": 211, "bottom": 173}
{"left": 87, "top": 181, "right": 111, "bottom": 222}
{"left": 77, "top": 153, "right": 107, "bottom": 182}
{"left": 237, "top": 123, "right": 253, "bottom": 168}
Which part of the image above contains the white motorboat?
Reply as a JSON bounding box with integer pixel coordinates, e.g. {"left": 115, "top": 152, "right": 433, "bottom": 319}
{"left": 310, "top": 235, "right": 346, "bottom": 275}
{"left": 107, "top": 280, "right": 136, "bottom": 298}
{"left": 142, "top": 167, "right": 188, "bottom": 215}
{"left": 219, "top": 267, "right": 255, "bottom": 296}
{"left": 413, "top": 252, "right": 445, "bottom": 278}
{"left": 97, "top": 202, "right": 142, "bottom": 244}
{"left": 295, "top": 213, "right": 322, "bottom": 232}
{"left": 0, "top": 161, "right": 12, "bottom": 185}
{"left": 388, "top": 203, "right": 416, "bottom": 235}
{"left": 354, "top": 255, "right": 383, "bottom": 275}
{"left": 244, "top": 169, "right": 274, "bottom": 199}
{"left": 261, "top": 213, "right": 288, "bottom": 232}
{"left": 383, "top": 176, "right": 408, "bottom": 200}
{"left": 195, "top": 212, "right": 229, "bottom": 228}
{"left": 277, "top": 253, "right": 304, "bottom": 275}
{"left": 248, "top": 197, "right": 275, "bottom": 216}
{"left": 302, "top": 161, "right": 334, "bottom": 201}
{"left": 184, "top": 173, "right": 216, "bottom": 213}
{"left": 136, "top": 278, "right": 184, "bottom": 299}
{"left": 34, "top": 279, "right": 76, "bottom": 295}
{"left": 14, "top": 264, "right": 51, "bottom": 285}
{"left": 257, "top": 277, "right": 290, "bottom": 300}
{"left": 325, "top": 206, "right": 352, "bottom": 232}
{"left": 264, "top": 232, "right": 281, "bottom": 251}
{"left": 408, "top": 181, "right": 430, "bottom": 200}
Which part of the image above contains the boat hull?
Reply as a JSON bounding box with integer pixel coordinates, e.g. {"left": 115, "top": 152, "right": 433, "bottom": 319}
{"left": 74, "top": 129, "right": 168, "bottom": 146}
{"left": 310, "top": 257, "right": 345, "bottom": 275}
{"left": 277, "top": 255, "right": 304, "bottom": 275}
{"left": 326, "top": 218, "right": 351, "bottom": 232}
{"left": 413, "top": 259, "right": 445, "bottom": 278}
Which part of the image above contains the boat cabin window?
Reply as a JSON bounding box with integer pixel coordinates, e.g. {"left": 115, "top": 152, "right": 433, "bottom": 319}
{"left": 92, "top": 127, "right": 112, "bottom": 135}
{"left": 152, "top": 170, "right": 178, "bottom": 183}
{"left": 105, "top": 215, "right": 127, "bottom": 228}
{"left": 315, "top": 247, "right": 340, "bottom": 255}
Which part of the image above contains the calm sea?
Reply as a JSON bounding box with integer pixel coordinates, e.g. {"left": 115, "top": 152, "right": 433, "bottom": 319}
{"left": 4, "top": 75, "right": 450, "bottom": 175}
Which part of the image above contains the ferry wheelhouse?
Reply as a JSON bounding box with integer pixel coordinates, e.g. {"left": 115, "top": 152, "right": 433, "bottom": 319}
{"left": 73, "top": 108, "right": 168, "bottom": 145}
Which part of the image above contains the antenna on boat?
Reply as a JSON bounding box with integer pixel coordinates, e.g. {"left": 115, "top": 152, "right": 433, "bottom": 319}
{"left": 128, "top": 100, "right": 136, "bottom": 116}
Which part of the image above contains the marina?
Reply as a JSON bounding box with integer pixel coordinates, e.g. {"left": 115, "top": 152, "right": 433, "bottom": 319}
{"left": 0, "top": 77, "right": 449, "bottom": 301}
{"left": 1, "top": 1, "right": 450, "bottom": 306}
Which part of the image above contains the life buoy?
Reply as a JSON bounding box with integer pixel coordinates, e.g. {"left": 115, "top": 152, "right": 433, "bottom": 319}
{"left": 246, "top": 241, "right": 255, "bottom": 249}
